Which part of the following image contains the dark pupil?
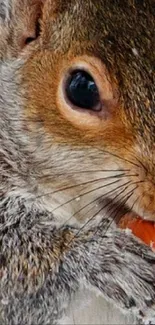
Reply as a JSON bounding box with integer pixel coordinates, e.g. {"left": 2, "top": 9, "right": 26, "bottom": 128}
{"left": 66, "top": 70, "right": 100, "bottom": 109}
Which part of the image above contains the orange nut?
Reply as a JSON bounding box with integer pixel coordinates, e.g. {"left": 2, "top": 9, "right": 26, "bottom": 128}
{"left": 119, "top": 214, "right": 155, "bottom": 251}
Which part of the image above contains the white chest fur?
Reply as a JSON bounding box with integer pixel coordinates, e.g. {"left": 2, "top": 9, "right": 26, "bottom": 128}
{"left": 60, "top": 288, "right": 135, "bottom": 325}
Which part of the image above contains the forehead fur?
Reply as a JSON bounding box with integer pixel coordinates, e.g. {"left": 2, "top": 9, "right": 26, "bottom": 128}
{"left": 22, "top": 0, "right": 154, "bottom": 146}
{"left": 41, "top": 0, "right": 154, "bottom": 55}
{"left": 40, "top": 0, "right": 154, "bottom": 86}
{"left": 40, "top": 0, "right": 154, "bottom": 101}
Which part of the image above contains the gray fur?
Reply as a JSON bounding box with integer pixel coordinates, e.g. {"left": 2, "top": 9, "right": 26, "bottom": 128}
{"left": 0, "top": 0, "right": 11, "bottom": 21}
{"left": 0, "top": 1, "right": 155, "bottom": 325}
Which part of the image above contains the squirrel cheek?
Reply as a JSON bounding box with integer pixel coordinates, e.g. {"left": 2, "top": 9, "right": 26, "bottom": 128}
{"left": 56, "top": 56, "right": 119, "bottom": 132}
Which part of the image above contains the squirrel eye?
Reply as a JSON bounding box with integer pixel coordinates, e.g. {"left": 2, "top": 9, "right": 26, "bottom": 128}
{"left": 65, "top": 70, "right": 101, "bottom": 111}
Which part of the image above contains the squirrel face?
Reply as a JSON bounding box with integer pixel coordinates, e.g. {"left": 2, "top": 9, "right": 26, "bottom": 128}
{"left": 2, "top": 0, "right": 155, "bottom": 224}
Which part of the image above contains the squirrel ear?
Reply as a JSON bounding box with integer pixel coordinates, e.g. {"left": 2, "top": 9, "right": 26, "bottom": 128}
{"left": 40, "top": 0, "right": 70, "bottom": 41}
{"left": 11, "top": 0, "right": 44, "bottom": 51}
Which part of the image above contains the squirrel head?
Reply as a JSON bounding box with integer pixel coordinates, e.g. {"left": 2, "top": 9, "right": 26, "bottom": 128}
{"left": 1, "top": 0, "right": 155, "bottom": 224}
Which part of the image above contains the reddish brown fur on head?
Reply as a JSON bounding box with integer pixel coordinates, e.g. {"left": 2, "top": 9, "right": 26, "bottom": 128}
{"left": 14, "top": 0, "right": 155, "bottom": 221}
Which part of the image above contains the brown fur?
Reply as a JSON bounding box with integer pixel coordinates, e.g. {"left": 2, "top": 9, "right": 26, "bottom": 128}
{"left": 0, "top": 1, "right": 155, "bottom": 324}
{"left": 21, "top": 0, "right": 155, "bottom": 219}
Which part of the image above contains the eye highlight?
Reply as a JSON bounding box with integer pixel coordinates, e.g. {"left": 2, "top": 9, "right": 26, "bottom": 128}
{"left": 66, "top": 70, "right": 101, "bottom": 111}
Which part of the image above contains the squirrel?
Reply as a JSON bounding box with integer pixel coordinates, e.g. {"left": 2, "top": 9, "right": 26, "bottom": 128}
{"left": 0, "top": 0, "right": 155, "bottom": 324}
